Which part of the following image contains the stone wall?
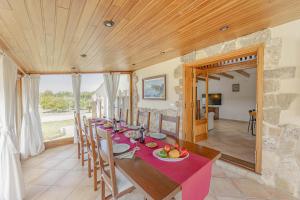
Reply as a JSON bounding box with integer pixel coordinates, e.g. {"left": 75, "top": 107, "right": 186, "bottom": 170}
{"left": 192, "top": 27, "right": 300, "bottom": 197}
{"left": 133, "top": 21, "right": 300, "bottom": 197}
{"left": 132, "top": 62, "right": 184, "bottom": 136}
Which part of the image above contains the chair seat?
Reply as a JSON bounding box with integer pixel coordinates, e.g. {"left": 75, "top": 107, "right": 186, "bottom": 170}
{"left": 115, "top": 168, "right": 134, "bottom": 193}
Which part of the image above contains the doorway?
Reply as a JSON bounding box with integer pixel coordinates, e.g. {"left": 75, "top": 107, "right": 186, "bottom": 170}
{"left": 182, "top": 45, "right": 263, "bottom": 173}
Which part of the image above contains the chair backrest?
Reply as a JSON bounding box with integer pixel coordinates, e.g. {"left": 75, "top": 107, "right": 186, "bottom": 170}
{"left": 136, "top": 110, "right": 150, "bottom": 130}
{"left": 159, "top": 114, "right": 180, "bottom": 139}
{"left": 74, "top": 112, "right": 84, "bottom": 143}
{"left": 84, "top": 118, "right": 99, "bottom": 160}
{"left": 96, "top": 127, "right": 118, "bottom": 196}
{"left": 119, "top": 108, "right": 128, "bottom": 124}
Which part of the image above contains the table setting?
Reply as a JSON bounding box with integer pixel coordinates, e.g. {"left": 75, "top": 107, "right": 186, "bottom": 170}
{"left": 94, "top": 118, "right": 217, "bottom": 200}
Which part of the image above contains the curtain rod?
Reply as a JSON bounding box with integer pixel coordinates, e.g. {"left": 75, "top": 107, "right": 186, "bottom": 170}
{"left": 29, "top": 71, "right": 132, "bottom": 75}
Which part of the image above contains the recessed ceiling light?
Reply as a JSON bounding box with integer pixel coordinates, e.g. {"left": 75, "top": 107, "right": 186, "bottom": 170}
{"left": 71, "top": 67, "right": 77, "bottom": 70}
{"left": 80, "top": 54, "right": 87, "bottom": 58}
{"left": 160, "top": 51, "right": 166, "bottom": 55}
{"left": 103, "top": 20, "right": 115, "bottom": 27}
{"left": 132, "top": 63, "right": 136, "bottom": 66}
{"left": 219, "top": 25, "right": 229, "bottom": 32}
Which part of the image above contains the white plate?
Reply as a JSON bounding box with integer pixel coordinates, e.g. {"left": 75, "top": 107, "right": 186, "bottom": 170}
{"left": 152, "top": 148, "right": 189, "bottom": 162}
{"left": 113, "top": 143, "right": 130, "bottom": 154}
{"left": 149, "top": 132, "right": 166, "bottom": 140}
{"left": 124, "top": 131, "right": 140, "bottom": 139}
{"left": 127, "top": 125, "right": 140, "bottom": 130}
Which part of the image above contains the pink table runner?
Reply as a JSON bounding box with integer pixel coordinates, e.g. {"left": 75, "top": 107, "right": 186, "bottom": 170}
{"left": 98, "top": 125, "right": 212, "bottom": 200}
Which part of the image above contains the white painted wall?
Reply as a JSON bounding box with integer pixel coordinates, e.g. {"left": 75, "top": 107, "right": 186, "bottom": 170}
{"left": 198, "top": 68, "right": 256, "bottom": 122}
{"left": 135, "top": 57, "right": 182, "bottom": 110}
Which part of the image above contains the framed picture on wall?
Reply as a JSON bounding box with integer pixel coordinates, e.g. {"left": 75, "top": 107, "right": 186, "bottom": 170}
{"left": 232, "top": 83, "right": 240, "bottom": 92}
{"left": 142, "top": 75, "right": 166, "bottom": 100}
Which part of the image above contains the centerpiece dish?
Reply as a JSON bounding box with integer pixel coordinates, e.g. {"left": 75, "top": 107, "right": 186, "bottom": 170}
{"left": 153, "top": 144, "right": 189, "bottom": 162}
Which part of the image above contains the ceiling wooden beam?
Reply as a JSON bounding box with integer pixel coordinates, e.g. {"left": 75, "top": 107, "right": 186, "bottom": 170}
{"left": 219, "top": 73, "right": 234, "bottom": 79}
{"left": 197, "top": 77, "right": 206, "bottom": 82}
{"left": 208, "top": 75, "right": 220, "bottom": 80}
{"left": 197, "top": 75, "right": 220, "bottom": 81}
{"left": 0, "top": 38, "right": 26, "bottom": 75}
{"left": 235, "top": 70, "right": 250, "bottom": 78}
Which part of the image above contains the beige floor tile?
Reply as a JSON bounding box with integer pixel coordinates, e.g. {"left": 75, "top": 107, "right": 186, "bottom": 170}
{"left": 199, "top": 119, "right": 256, "bottom": 163}
{"left": 22, "top": 144, "right": 297, "bottom": 200}
{"left": 223, "top": 170, "right": 245, "bottom": 179}
{"left": 30, "top": 170, "right": 67, "bottom": 186}
{"left": 35, "top": 186, "right": 75, "bottom": 200}
{"left": 216, "top": 197, "right": 247, "bottom": 200}
{"left": 53, "top": 158, "right": 79, "bottom": 170}
{"left": 22, "top": 157, "right": 46, "bottom": 168}
{"left": 119, "top": 189, "right": 145, "bottom": 200}
{"left": 35, "top": 159, "right": 62, "bottom": 169}
{"left": 55, "top": 171, "right": 85, "bottom": 187}
{"left": 80, "top": 176, "right": 94, "bottom": 186}
{"left": 23, "top": 168, "right": 48, "bottom": 184}
{"left": 232, "top": 178, "right": 272, "bottom": 199}
{"left": 212, "top": 165, "right": 227, "bottom": 178}
{"left": 72, "top": 161, "right": 88, "bottom": 171}
{"left": 211, "top": 177, "right": 243, "bottom": 198}
{"left": 205, "top": 193, "right": 218, "bottom": 200}
{"left": 65, "top": 185, "right": 100, "bottom": 200}
{"left": 24, "top": 185, "right": 49, "bottom": 200}
{"left": 265, "top": 187, "right": 298, "bottom": 200}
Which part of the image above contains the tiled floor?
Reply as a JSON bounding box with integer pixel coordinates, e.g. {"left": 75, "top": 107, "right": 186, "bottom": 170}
{"left": 22, "top": 144, "right": 297, "bottom": 200}
{"left": 199, "top": 119, "right": 256, "bottom": 163}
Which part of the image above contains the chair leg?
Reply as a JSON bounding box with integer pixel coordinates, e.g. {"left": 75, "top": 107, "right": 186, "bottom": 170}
{"left": 77, "top": 143, "right": 80, "bottom": 159}
{"left": 248, "top": 117, "right": 252, "bottom": 133}
{"left": 88, "top": 155, "right": 91, "bottom": 178}
{"left": 81, "top": 145, "right": 85, "bottom": 166}
{"left": 93, "top": 162, "right": 97, "bottom": 191}
{"left": 101, "top": 178, "right": 105, "bottom": 200}
{"left": 252, "top": 120, "right": 256, "bottom": 136}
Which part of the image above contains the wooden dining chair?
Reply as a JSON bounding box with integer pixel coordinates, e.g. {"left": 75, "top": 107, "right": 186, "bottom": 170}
{"left": 159, "top": 114, "right": 180, "bottom": 139}
{"left": 74, "top": 112, "right": 87, "bottom": 166}
{"left": 96, "top": 129, "right": 135, "bottom": 200}
{"left": 136, "top": 110, "right": 151, "bottom": 131}
{"left": 83, "top": 117, "right": 101, "bottom": 191}
{"left": 119, "top": 108, "right": 128, "bottom": 124}
{"left": 248, "top": 109, "right": 256, "bottom": 136}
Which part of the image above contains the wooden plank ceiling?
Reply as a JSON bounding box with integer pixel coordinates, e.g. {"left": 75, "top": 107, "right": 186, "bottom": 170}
{"left": 0, "top": 0, "right": 300, "bottom": 74}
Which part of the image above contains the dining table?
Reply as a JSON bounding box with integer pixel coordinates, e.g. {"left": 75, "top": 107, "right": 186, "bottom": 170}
{"left": 95, "top": 119, "right": 221, "bottom": 200}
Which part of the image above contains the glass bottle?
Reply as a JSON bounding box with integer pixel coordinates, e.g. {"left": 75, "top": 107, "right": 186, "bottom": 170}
{"left": 139, "top": 124, "right": 145, "bottom": 144}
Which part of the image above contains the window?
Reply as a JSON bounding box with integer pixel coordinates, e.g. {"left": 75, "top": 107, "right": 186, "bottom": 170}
{"left": 39, "top": 75, "right": 73, "bottom": 141}
{"left": 114, "top": 74, "right": 130, "bottom": 119}
{"left": 80, "top": 74, "right": 104, "bottom": 118}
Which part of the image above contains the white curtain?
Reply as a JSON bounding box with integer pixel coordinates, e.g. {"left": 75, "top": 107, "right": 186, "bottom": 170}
{"left": 0, "top": 54, "right": 24, "bottom": 200}
{"left": 103, "top": 73, "right": 120, "bottom": 119}
{"left": 72, "top": 74, "right": 81, "bottom": 143}
{"left": 20, "top": 75, "right": 44, "bottom": 159}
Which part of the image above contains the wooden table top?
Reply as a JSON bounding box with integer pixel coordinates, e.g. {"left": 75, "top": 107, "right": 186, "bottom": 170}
{"left": 115, "top": 137, "right": 221, "bottom": 200}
